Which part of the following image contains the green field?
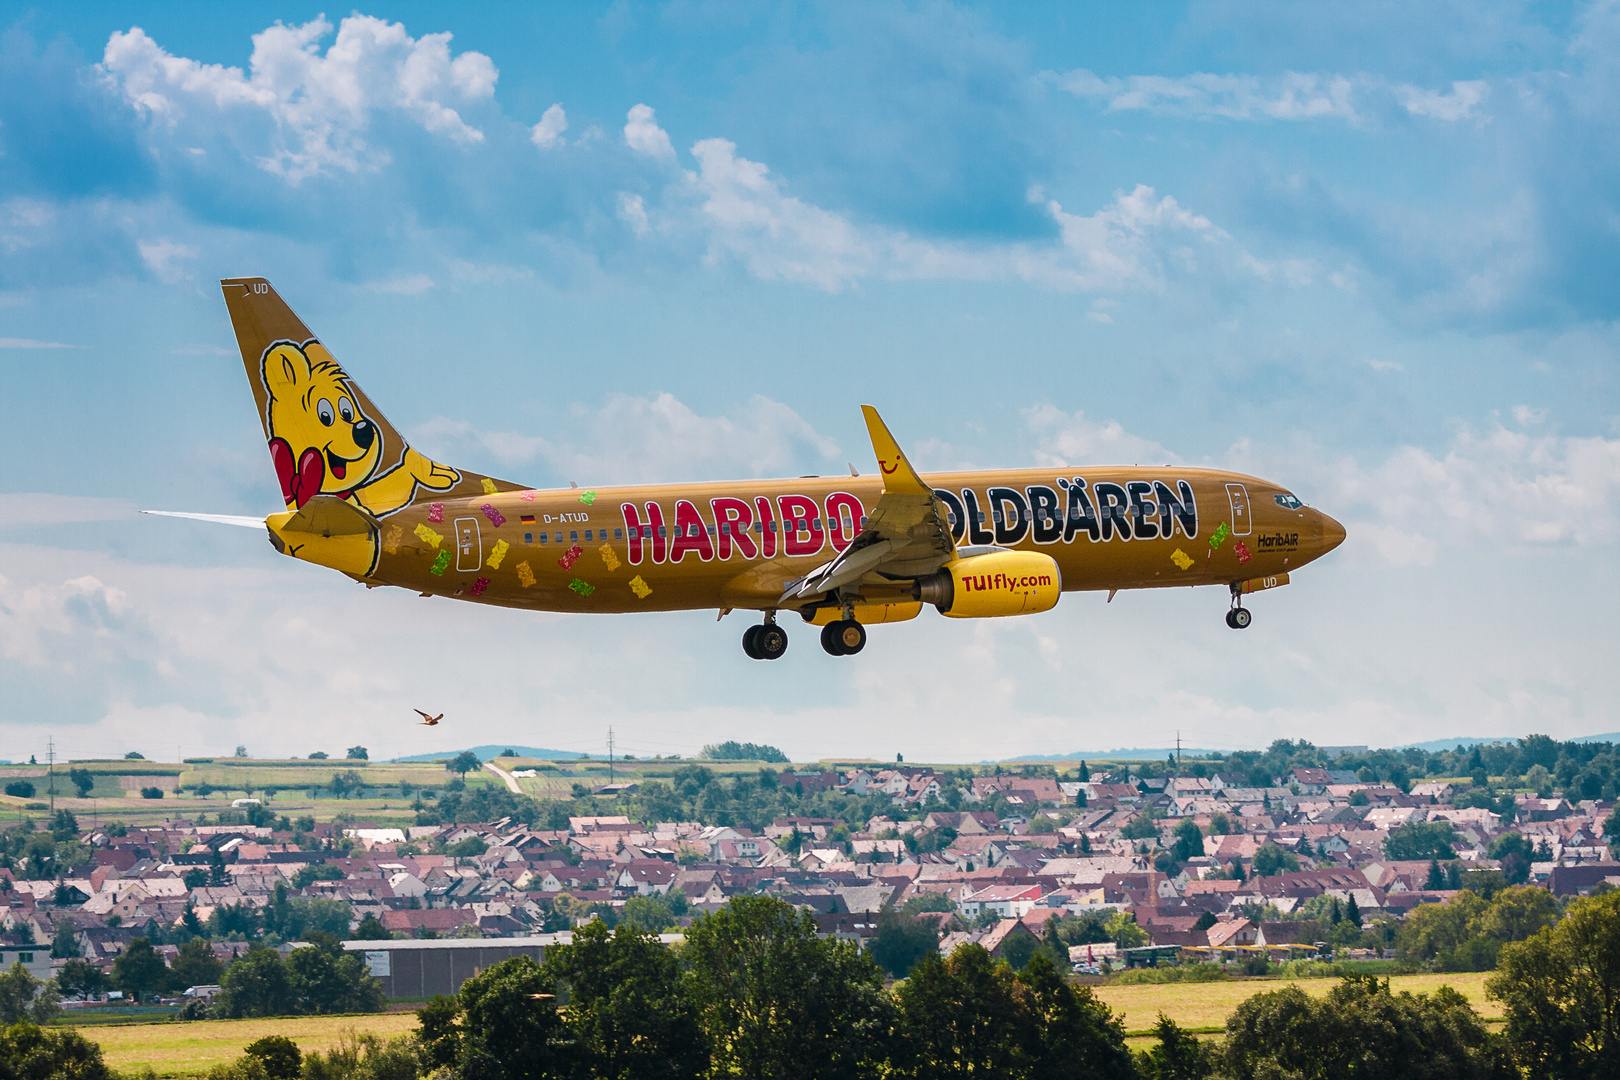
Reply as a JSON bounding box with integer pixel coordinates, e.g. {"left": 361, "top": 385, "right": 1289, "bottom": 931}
{"left": 1094, "top": 971, "right": 1496, "bottom": 1035}
{"left": 76, "top": 1013, "right": 418, "bottom": 1077}
{"left": 67, "top": 973, "right": 1497, "bottom": 1077}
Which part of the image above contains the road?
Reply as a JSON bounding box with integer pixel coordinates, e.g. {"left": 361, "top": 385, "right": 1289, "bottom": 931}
{"left": 483, "top": 760, "right": 522, "bottom": 794}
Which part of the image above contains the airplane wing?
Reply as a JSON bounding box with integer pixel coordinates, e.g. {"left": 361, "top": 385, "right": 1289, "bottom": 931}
{"left": 781, "top": 406, "right": 957, "bottom": 605}
{"left": 140, "top": 510, "right": 267, "bottom": 529}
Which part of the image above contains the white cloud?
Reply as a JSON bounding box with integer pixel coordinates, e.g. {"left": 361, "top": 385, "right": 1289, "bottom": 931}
{"left": 1024, "top": 405, "right": 1180, "bottom": 467}
{"left": 616, "top": 192, "right": 650, "bottom": 236}
{"left": 1226, "top": 425, "right": 1620, "bottom": 559}
{"left": 137, "top": 238, "right": 198, "bottom": 282}
{"left": 413, "top": 392, "right": 842, "bottom": 484}
{"left": 633, "top": 134, "right": 1255, "bottom": 294}
{"left": 530, "top": 103, "right": 567, "bottom": 148}
{"left": 1512, "top": 405, "right": 1547, "bottom": 426}
{"left": 101, "top": 16, "right": 498, "bottom": 181}
{"left": 0, "top": 494, "right": 138, "bottom": 526}
{"left": 1059, "top": 69, "right": 1492, "bottom": 126}
{"left": 1059, "top": 69, "right": 1361, "bottom": 122}
{"left": 623, "top": 103, "right": 675, "bottom": 160}
{"left": 687, "top": 137, "right": 878, "bottom": 290}
{"left": 363, "top": 273, "right": 435, "bottom": 295}
{"left": 1399, "top": 80, "right": 1489, "bottom": 122}
{"left": 1367, "top": 358, "right": 1404, "bottom": 371}
{"left": 0, "top": 338, "right": 74, "bottom": 349}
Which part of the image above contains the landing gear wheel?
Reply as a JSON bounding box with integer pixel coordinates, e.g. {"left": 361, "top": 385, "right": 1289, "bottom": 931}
{"left": 1229, "top": 607, "right": 1252, "bottom": 629}
{"left": 820, "top": 623, "right": 846, "bottom": 656}
{"left": 755, "top": 625, "right": 789, "bottom": 659}
{"left": 743, "top": 624, "right": 763, "bottom": 658}
{"left": 836, "top": 620, "right": 866, "bottom": 655}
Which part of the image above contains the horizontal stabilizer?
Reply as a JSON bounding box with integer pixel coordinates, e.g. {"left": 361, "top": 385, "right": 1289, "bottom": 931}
{"left": 141, "top": 510, "right": 266, "bottom": 529}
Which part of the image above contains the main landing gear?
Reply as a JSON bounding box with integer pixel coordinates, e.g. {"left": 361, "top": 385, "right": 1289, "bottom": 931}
{"left": 820, "top": 619, "right": 867, "bottom": 657}
{"left": 1226, "top": 584, "right": 1252, "bottom": 630}
{"left": 743, "top": 616, "right": 789, "bottom": 661}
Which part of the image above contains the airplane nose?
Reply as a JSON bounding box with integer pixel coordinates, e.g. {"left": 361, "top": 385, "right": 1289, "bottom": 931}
{"left": 1317, "top": 510, "right": 1346, "bottom": 553}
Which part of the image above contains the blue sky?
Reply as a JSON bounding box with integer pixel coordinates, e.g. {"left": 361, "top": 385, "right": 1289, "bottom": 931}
{"left": 2, "top": 1, "right": 1618, "bottom": 763}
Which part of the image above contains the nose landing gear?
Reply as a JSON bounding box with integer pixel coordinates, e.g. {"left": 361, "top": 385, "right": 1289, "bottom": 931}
{"left": 1226, "top": 584, "right": 1252, "bottom": 629}
{"left": 743, "top": 615, "right": 788, "bottom": 660}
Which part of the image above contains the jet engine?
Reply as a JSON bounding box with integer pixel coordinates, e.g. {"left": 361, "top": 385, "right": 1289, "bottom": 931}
{"left": 915, "top": 549, "right": 1062, "bottom": 618}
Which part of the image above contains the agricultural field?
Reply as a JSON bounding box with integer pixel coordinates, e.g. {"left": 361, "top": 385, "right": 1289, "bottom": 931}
{"left": 1096, "top": 971, "right": 1497, "bottom": 1035}
{"left": 73, "top": 1012, "right": 418, "bottom": 1077}
{"left": 70, "top": 973, "right": 1500, "bottom": 1076}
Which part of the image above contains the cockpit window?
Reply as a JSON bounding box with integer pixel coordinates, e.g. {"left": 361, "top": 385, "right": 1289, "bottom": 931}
{"left": 1274, "top": 493, "right": 1303, "bottom": 510}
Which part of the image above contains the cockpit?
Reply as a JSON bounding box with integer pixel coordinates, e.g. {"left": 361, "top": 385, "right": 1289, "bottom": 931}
{"left": 1274, "top": 493, "right": 1303, "bottom": 510}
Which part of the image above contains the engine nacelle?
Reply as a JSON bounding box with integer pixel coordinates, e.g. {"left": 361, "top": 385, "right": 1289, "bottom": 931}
{"left": 916, "top": 550, "right": 1062, "bottom": 619}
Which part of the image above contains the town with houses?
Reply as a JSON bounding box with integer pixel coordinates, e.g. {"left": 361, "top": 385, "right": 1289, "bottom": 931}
{"left": 3, "top": 755, "right": 1616, "bottom": 992}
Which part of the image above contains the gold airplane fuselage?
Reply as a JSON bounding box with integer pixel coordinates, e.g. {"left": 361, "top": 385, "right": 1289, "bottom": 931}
{"left": 323, "top": 467, "right": 1343, "bottom": 615}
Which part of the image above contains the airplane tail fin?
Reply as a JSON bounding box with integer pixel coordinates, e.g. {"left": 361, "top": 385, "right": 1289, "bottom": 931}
{"left": 221, "top": 277, "right": 517, "bottom": 517}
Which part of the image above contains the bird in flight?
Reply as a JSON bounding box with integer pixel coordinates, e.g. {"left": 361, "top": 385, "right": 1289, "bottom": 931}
{"left": 415, "top": 710, "right": 443, "bottom": 727}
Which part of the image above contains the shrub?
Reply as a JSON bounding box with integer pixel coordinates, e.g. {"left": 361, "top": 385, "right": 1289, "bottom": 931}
{"left": 3, "top": 781, "right": 34, "bottom": 799}
{"left": 242, "top": 1035, "right": 301, "bottom": 1080}
{"left": 141, "top": 786, "right": 165, "bottom": 799}
{"left": 1110, "top": 963, "right": 1230, "bottom": 985}
{"left": 0, "top": 1022, "right": 112, "bottom": 1079}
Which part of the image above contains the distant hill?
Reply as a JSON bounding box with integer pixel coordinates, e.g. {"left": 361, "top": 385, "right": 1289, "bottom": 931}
{"left": 1572, "top": 732, "right": 1620, "bottom": 744}
{"left": 390, "top": 745, "right": 584, "bottom": 763}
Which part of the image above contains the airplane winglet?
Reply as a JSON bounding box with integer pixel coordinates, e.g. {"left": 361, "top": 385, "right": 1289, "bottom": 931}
{"left": 861, "top": 406, "right": 931, "bottom": 496}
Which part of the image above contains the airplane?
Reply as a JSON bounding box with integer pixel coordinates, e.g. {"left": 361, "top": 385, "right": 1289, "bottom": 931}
{"left": 146, "top": 278, "right": 1346, "bottom": 660}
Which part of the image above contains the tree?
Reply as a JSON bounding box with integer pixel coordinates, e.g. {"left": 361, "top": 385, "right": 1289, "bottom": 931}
{"left": 50, "top": 919, "right": 80, "bottom": 959}
{"left": 1398, "top": 886, "right": 1558, "bottom": 972}
{"left": 243, "top": 1034, "right": 302, "bottom": 1080}
{"left": 209, "top": 846, "right": 228, "bottom": 887}
{"left": 1427, "top": 858, "right": 1447, "bottom": 890}
{"left": 417, "top": 995, "right": 462, "bottom": 1071}
{"left": 1222, "top": 974, "right": 1511, "bottom": 1079}
{"left": 1384, "top": 820, "right": 1458, "bottom": 861}
{"left": 455, "top": 956, "right": 569, "bottom": 1080}
{"left": 620, "top": 894, "right": 677, "bottom": 934}
{"left": 1607, "top": 805, "right": 1620, "bottom": 858}
{"left": 1139, "top": 1014, "right": 1217, "bottom": 1080}
{"left": 352, "top": 915, "right": 391, "bottom": 940}
{"left": 183, "top": 868, "right": 208, "bottom": 890}
{"left": 683, "top": 896, "right": 891, "bottom": 1080}
{"left": 3, "top": 781, "right": 33, "bottom": 799}
{"left": 111, "top": 938, "right": 169, "bottom": 998}
{"left": 1251, "top": 843, "right": 1300, "bottom": 877}
{"left": 1105, "top": 911, "right": 1147, "bottom": 949}
{"left": 216, "top": 949, "right": 295, "bottom": 1018}
{"left": 124, "top": 751, "right": 144, "bottom": 760}
{"left": 50, "top": 810, "right": 78, "bottom": 841}
{"left": 0, "top": 963, "right": 60, "bottom": 1025}
{"left": 328, "top": 770, "right": 365, "bottom": 798}
{"left": 1171, "top": 819, "right": 1203, "bottom": 863}
{"left": 1488, "top": 832, "right": 1534, "bottom": 885}
{"left": 68, "top": 769, "right": 94, "bottom": 799}
{"left": 447, "top": 751, "right": 481, "bottom": 778}
{"left": 542, "top": 920, "right": 708, "bottom": 1080}
{"left": 0, "top": 1023, "right": 112, "bottom": 1080}
{"left": 894, "top": 944, "right": 1029, "bottom": 1078}
{"left": 292, "top": 863, "right": 344, "bottom": 889}
{"left": 1488, "top": 889, "right": 1620, "bottom": 1079}
{"left": 698, "top": 740, "right": 790, "bottom": 762}
{"left": 345, "top": 746, "right": 369, "bottom": 760}
{"left": 285, "top": 943, "right": 384, "bottom": 1014}
{"left": 55, "top": 958, "right": 107, "bottom": 1000}
{"left": 868, "top": 908, "right": 940, "bottom": 979}
{"left": 170, "top": 937, "right": 224, "bottom": 989}
{"left": 1014, "top": 951, "right": 1135, "bottom": 1080}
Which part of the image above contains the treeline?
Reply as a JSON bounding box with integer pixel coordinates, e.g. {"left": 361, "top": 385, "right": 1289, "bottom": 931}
{"left": 159, "top": 890, "right": 1620, "bottom": 1080}
{"left": 1216, "top": 734, "right": 1618, "bottom": 799}
{"left": 699, "top": 740, "right": 790, "bottom": 763}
